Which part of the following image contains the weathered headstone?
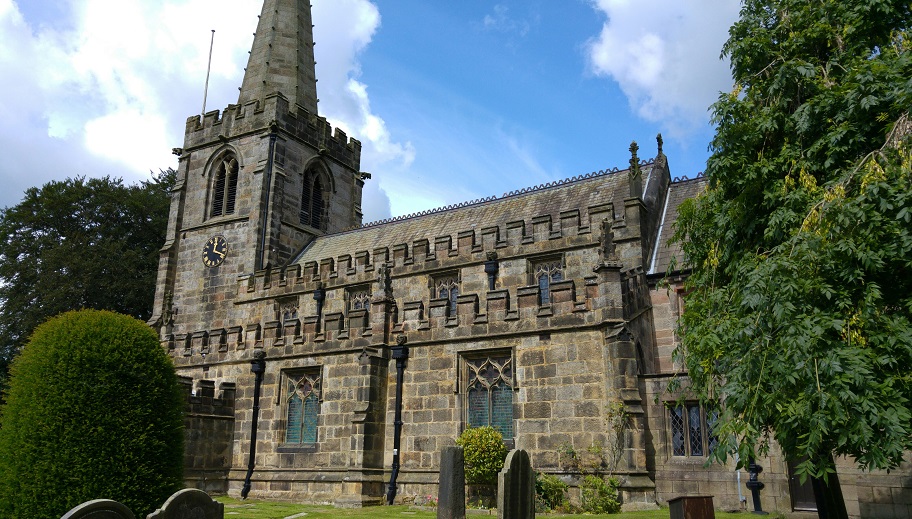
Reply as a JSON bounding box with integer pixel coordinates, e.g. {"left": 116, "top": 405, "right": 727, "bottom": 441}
{"left": 438, "top": 446, "right": 466, "bottom": 519}
{"left": 60, "top": 499, "right": 135, "bottom": 519}
{"left": 497, "top": 449, "right": 535, "bottom": 519}
{"left": 146, "top": 488, "right": 224, "bottom": 519}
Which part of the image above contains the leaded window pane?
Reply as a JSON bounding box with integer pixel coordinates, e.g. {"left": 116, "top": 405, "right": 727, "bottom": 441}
{"left": 286, "top": 394, "right": 303, "bottom": 444}
{"left": 688, "top": 404, "right": 704, "bottom": 456}
{"left": 302, "top": 392, "right": 319, "bottom": 443}
{"left": 491, "top": 382, "right": 513, "bottom": 438}
{"left": 706, "top": 407, "right": 720, "bottom": 455}
{"left": 467, "top": 387, "right": 488, "bottom": 428}
{"left": 671, "top": 406, "right": 686, "bottom": 456}
{"left": 349, "top": 288, "right": 371, "bottom": 311}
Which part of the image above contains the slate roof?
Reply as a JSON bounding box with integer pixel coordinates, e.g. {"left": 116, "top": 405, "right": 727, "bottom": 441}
{"left": 295, "top": 163, "right": 657, "bottom": 264}
{"left": 648, "top": 176, "right": 707, "bottom": 275}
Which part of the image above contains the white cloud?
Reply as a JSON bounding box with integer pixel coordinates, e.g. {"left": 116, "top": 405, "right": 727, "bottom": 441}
{"left": 0, "top": 0, "right": 403, "bottom": 220}
{"left": 585, "top": 0, "right": 739, "bottom": 138}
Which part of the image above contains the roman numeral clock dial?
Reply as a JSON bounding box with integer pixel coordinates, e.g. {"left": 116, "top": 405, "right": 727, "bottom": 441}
{"left": 202, "top": 235, "right": 228, "bottom": 268}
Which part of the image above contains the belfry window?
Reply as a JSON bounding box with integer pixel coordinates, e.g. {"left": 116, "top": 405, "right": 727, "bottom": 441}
{"left": 300, "top": 170, "right": 326, "bottom": 230}
{"left": 283, "top": 369, "right": 322, "bottom": 445}
{"left": 210, "top": 155, "right": 239, "bottom": 217}
{"left": 433, "top": 274, "right": 460, "bottom": 316}
{"left": 532, "top": 258, "right": 564, "bottom": 304}
{"left": 464, "top": 352, "right": 514, "bottom": 439}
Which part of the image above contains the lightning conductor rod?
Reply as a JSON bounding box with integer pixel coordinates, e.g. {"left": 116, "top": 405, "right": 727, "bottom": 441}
{"left": 201, "top": 29, "right": 215, "bottom": 116}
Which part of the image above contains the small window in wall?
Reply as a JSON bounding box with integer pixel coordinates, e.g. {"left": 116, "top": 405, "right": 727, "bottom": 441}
{"left": 464, "top": 352, "right": 514, "bottom": 439}
{"left": 669, "top": 403, "right": 719, "bottom": 457}
{"left": 532, "top": 257, "right": 564, "bottom": 304}
{"left": 283, "top": 369, "right": 322, "bottom": 445}
{"left": 211, "top": 155, "right": 239, "bottom": 217}
{"left": 433, "top": 273, "right": 460, "bottom": 316}
{"left": 347, "top": 286, "right": 371, "bottom": 311}
{"left": 300, "top": 168, "right": 327, "bottom": 230}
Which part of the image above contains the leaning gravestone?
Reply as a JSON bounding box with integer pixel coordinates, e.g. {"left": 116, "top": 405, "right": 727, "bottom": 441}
{"left": 146, "top": 488, "right": 224, "bottom": 519}
{"left": 497, "top": 449, "right": 534, "bottom": 519}
{"left": 60, "top": 499, "right": 136, "bottom": 519}
{"left": 438, "top": 446, "right": 466, "bottom": 519}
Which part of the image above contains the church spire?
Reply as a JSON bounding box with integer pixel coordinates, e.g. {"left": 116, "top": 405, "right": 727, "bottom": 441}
{"left": 238, "top": 0, "right": 318, "bottom": 113}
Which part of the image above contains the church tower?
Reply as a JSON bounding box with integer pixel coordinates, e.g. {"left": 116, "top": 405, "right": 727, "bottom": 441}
{"left": 149, "top": 0, "right": 365, "bottom": 336}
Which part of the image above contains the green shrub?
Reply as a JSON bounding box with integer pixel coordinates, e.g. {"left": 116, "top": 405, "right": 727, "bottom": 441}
{"left": 535, "top": 472, "right": 569, "bottom": 512}
{"left": 455, "top": 426, "right": 507, "bottom": 485}
{"left": 0, "top": 310, "right": 184, "bottom": 519}
{"left": 580, "top": 475, "right": 621, "bottom": 514}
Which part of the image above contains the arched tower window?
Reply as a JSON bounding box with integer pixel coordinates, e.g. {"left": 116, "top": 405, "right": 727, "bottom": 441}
{"left": 210, "top": 155, "right": 239, "bottom": 217}
{"left": 300, "top": 168, "right": 327, "bottom": 230}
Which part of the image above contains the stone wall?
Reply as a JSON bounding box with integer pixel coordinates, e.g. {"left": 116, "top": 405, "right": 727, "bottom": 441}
{"left": 179, "top": 377, "right": 236, "bottom": 494}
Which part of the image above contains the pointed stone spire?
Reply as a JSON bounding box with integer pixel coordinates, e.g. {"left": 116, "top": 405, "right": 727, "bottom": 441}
{"left": 238, "top": 0, "right": 318, "bottom": 113}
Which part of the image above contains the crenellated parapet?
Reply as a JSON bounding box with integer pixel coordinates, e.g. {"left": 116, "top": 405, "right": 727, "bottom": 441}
{"left": 177, "top": 376, "right": 236, "bottom": 417}
{"left": 183, "top": 92, "right": 361, "bottom": 171}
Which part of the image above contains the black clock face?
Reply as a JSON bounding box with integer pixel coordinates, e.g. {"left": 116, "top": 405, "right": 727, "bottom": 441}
{"left": 202, "top": 235, "right": 228, "bottom": 268}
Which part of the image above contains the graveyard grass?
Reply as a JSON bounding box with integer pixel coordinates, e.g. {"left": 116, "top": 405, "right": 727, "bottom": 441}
{"left": 216, "top": 496, "right": 751, "bottom": 518}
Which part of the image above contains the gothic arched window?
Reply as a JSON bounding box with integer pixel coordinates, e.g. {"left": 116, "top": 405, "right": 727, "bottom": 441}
{"left": 210, "top": 155, "right": 239, "bottom": 217}
{"left": 300, "top": 169, "right": 326, "bottom": 230}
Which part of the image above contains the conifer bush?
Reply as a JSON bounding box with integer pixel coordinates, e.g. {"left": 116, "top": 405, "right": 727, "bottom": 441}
{"left": 455, "top": 426, "right": 507, "bottom": 485}
{"left": 0, "top": 310, "right": 184, "bottom": 519}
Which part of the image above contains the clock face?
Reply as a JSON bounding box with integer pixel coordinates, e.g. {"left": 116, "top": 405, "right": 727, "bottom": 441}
{"left": 202, "top": 235, "right": 228, "bottom": 268}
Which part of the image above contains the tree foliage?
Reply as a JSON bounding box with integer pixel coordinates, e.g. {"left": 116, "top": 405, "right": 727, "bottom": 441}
{"left": 0, "top": 310, "right": 184, "bottom": 519}
{"left": 0, "top": 171, "right": 175, "bottom": 385}
{"left": 674, "top": 0, "right": 912, "bottom": 482}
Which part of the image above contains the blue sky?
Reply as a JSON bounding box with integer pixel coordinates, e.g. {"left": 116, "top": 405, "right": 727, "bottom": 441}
{"left": 0, "top": 0, "right": 740, "bottom": 221}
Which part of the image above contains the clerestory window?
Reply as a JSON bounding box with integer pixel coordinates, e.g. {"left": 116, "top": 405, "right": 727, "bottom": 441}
{"left": 464, "top": 352, "right": 514, "bottom": 439}
{"left": 211, "top": 155, "right": 239, "bottom": 217}
{"left": 283, "top": 368, "right": 322, "bottom": 445}
{"left": 532, "top": 258, "right": 564, "bottom": 305}
{"left": 433, "top": 274, "right": 460, "bottom": 317}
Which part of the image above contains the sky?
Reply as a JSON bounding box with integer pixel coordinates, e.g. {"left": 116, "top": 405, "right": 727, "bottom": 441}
{"left": 0, "top": 0, "right": 741, "bottom": 223}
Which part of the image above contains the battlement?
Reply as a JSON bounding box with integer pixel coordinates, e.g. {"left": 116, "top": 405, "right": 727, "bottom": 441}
{"left": 241, "top": 199, "right": 650, "bottom": 301}
{"left": 183, "top": 92, "right": 361, "bottom": 171}
{"left": 166, "top": 263, "right": 635, "bottom": 363}
{"left": 177, "top": 376, "right": 236, "bottom": 417}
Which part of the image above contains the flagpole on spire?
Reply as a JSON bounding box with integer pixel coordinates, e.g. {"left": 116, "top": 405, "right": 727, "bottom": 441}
{"left": 201, "top": 29, "right": 215, "bottom": 116}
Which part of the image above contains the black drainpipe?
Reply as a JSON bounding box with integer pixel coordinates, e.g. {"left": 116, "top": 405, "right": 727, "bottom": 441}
{"left": 386, "top": 335, "right": 409, "bottom": 505}
{"left": 257, "top": 128, "right": 277, "bottom": 271}
{"left": 241, "top": 350, "right": 267, "bottom": 499}
{"left": 313, "top": 282, "right": 326, "bottom": 333}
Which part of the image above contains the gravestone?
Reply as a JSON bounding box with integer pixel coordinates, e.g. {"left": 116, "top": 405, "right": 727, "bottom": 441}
{"left": 438, "top": 446, "right": 466, "bottom": 519}
{"left": 146, "top": 488, "right": 224, "bottom": 519}
{"left": 497, "top": 449, "right": 534, "bottom": 519}
{"left": 60, "top": 499, "right": 135, "bottom": 519}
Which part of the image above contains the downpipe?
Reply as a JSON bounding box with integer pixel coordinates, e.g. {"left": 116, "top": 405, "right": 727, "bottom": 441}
{"left": 386, "top": 335, "right": 409, "bottom": 505}
{"left": 241, "top": 350, "right": 267, "bottom": 499}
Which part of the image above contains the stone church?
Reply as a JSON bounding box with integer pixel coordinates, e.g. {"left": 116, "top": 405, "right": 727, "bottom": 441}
{"left": 149, "top": 0, "right": 911, "bottom": 515}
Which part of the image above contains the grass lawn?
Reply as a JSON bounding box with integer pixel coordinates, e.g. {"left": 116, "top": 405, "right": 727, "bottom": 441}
{"left": 217, "top": 496, "right": 752, "bottom": 519}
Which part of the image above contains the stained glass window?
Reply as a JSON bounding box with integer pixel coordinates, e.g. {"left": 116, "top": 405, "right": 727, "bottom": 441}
{"left": 465, "top": 353, "right": 513, "bottom": 438}
{"left": 348, "top": 287, "right": 371, "bottom": 311}
{"left": 284, "top": 369, "right": 321, "bottom": 445}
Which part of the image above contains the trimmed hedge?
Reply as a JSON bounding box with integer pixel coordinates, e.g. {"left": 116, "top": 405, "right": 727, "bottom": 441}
{"left": 0, "top": 310, "right": 184, "bottom": 518}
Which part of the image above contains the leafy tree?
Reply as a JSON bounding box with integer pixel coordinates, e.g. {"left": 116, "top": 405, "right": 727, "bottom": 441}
{"left": 674, "top": 0, "right": 912, "bottom": 516}
{"left": 0, "top": 309, "right": 184, "bottom": 518}
{"left": 0, "top": 170, "right": 175, "bottom": 390}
